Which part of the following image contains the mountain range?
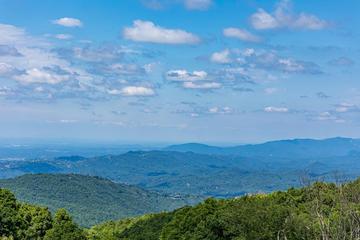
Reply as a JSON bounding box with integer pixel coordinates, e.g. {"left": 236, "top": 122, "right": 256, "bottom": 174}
{"left": 1, "top": 137, "right": 360, "bottom": 198}
{"left": 164, "top": 137, "right": 360, "bottom": 158}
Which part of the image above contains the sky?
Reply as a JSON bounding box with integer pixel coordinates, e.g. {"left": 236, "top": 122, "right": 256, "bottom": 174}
{"left": 0, "top": 0, "right": 359, "bottom": 144}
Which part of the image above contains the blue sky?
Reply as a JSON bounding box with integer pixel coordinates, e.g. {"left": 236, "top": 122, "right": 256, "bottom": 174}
{"left": 0, "top": 0, "right": 359, "bottom": 144}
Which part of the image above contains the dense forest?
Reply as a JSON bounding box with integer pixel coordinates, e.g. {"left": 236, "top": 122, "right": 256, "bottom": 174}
{"left": 2, "top": 176, "right": 360, "bottom": 239}
{"left": 0, "top": 174, "right": 199, "bottom": 227}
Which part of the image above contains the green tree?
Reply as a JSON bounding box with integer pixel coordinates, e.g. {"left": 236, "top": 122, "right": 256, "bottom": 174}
{"left": 0, "top": 189, "right": 21, "bottom": 239}
{"left": 44, "top": 209, "right": 86, "bottom": 240}
{"left": 17, "top": 204, "right": 52, "bottom": 240}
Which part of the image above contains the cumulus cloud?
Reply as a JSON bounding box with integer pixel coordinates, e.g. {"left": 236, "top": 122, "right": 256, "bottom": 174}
{"left": 123, "top": 20, "right": 200, "bottom": 44}
{"left": 165, "top": 69, "right": 221, "bottom": 90}
{"left": 210, "top": 48, "right": 322, "bottom": 74}
{"left": 0, "top": 23, "right": 158, "bottom": 101}
{"left": 250, "top": 0, "right": 328, "bottom": 30}
{"left": 13, "top": 68, "right": 70, "bottom": 84}
{"left": 0, "top": 23, "right": 106, "bottom": 101}
{"left": 0, "top": 24, "right": 90, "bottom": 82}
{"left": 264, "top": 106, "right": 289, "bottom": 113}
{"left": 166, "top": 69, "right": 208, "bottom": 81}
{"left": 108, "top": 86, "right": 155, "bottom": 97}
{"left": 210, "top": 49, "right": 231, "bottom": 64}
{"left": 184, "top": 0, "right": 212, "bottom": 10}
{"left": 183, "top": 81, "right": 221, "bottom": 89}
{"left": 223, "top": 28, "right": 261, "bottom": 42}
{"left": 52, "top": 17, "right": 82, "bottom": 27}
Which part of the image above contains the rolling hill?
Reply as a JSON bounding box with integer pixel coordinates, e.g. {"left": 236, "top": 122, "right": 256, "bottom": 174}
{"left": 0, "top": 174, "right": 199, "bottom": 227}
{"left": 1, "top": 138, "right": 360, "bottom": 198}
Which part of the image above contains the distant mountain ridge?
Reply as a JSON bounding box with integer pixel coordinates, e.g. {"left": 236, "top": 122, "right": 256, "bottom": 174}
{"left": 164, "top": 137, "right": 360, "bottom": 158}
{"left": 1, "top": 137, "right": 360, "bottom": 199}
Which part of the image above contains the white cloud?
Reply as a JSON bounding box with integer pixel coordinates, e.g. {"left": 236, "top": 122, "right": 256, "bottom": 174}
{"left": 183, "top": 81, "right": 221, "bottom": 89}
{"left": 335, "top": 103, "right": 357, "bottom": 113}
{"left": 223, "top": 28, "right": 261, "bottom": 42}
{"left": 264, "top": 106, "right": 289, "bottom": 113}
{"left": 184, "top": 0, "right": 212, "bottom": 10}
{"left": 278, "top": 58, "right": 305, "bottom": 72}
{"left": 52, "top": 17, "right": 82, "bottom": 27}
{"left": 210, "top": 49, "right": 231, "bottom": 64}
{"left": 165, "top": 69, "right": 221, "bottom": 90}
{"left": 251, "top": 9, "right": 279, "bottom": 30}
{"left": 0, "top": 23, "right": 47, "bottom": 47}
{"left": 0, "top": 62, "right": 16, "bottom": 75}
{"left": 123, "top": 20, "right": 200, "bottom": 44}
{"left": 108, "top": 63, "right": 145, "bottom": 75}
{"left": 14, "top": 68, "right": 70, "bottom": 84}
{"left": 54, "top": 34, "right": 73, "bottom": 40}
{"left": 209, "top": 48, "right": 321, "bottom": 87}
{"left": 0, "top": 23, "right": 92, "bottom": 88}
{"left": 0, "top": 23, "right": 26, "bottom": 44}
{"left": 208, "top": 106, "right": 233, "bottom": 114}
{"left": 108, "top": 86, "right": 155, "bottom": 97}
{"left": 166, "top": 70, "right": 208, "bottom": 81}
{"left": 250, "top": 0, "right": 328, "bottom": 30}
{"left": 315, "top": 111, "right": 341, "bottom": 122}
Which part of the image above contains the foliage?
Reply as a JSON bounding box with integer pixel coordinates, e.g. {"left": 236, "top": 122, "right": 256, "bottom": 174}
{"left": 90, "top": 180, "right": 360, "bottom": 240}
{"left": 0, "top": 174, "right": 197, "bottom": 227}
{"left": 0, "top": 189, "right": 85, "bottom": 240}
{"left": 3, "top": 175, "right": 360, "bottom": 239}
{"left": 44, "top": 209, "right": 86, "bottom": 240}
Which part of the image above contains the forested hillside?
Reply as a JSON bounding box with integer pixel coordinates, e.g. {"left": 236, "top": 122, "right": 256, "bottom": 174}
{"left": 0, "top": 174, "right": 199, "bottom": 227}
{"left": 2, "top": 177, "right": 360, "bottom": 239}
{"left": 88, "top": 178, "right": 360, "bottom": 239}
